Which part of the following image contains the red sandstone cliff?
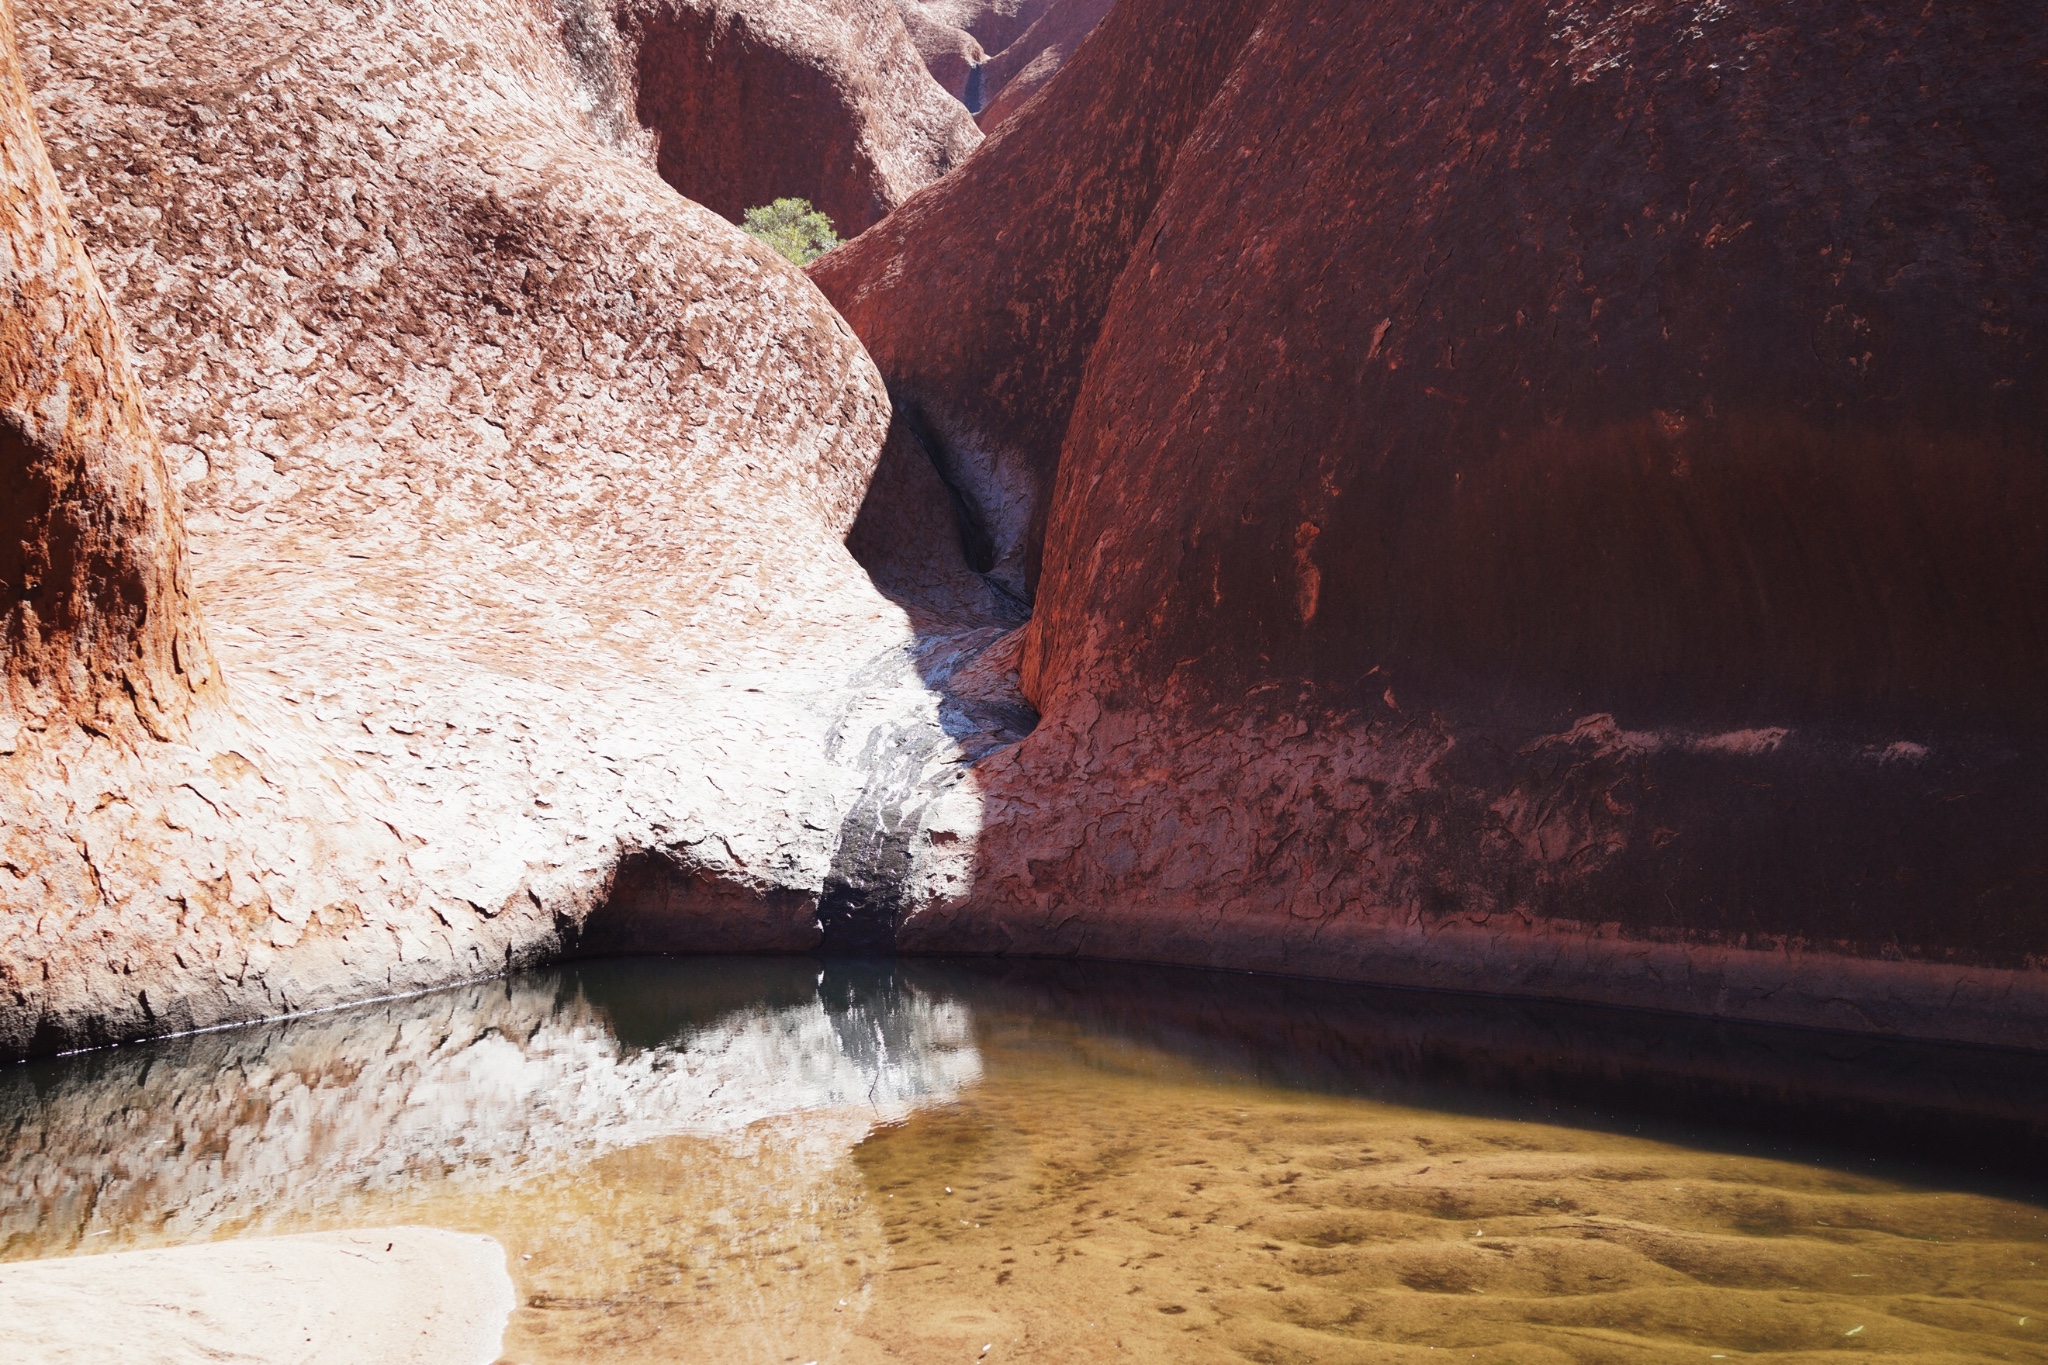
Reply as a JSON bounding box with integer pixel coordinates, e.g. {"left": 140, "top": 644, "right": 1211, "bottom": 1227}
{"left": 626, "top": 0, "right": 981, "bottom": 235}
{"left": 898, "top": 0, "right": 1056, "bottom": 60}
{"left": 813, "top": 0, "right": 1271, "bottom": 602}
{"left": 6, "top": 0, "right": 2046, "bottom": 1055}
{"left": 894, "top": 0, "right": 1090, "bottom": 115}
{"left": 822, "top": 0, "right": 2048, "bottom": 1044}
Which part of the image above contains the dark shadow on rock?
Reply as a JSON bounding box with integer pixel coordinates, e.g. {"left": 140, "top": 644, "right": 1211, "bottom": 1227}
{"left": 813, "top": 398, "right": 1040, "bottom": 957}
{"left": 573, "top": 849, "right": 825, "bottom": 956}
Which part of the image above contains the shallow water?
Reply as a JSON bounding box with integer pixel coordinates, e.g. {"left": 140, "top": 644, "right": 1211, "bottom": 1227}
{"left": 4, "top": 957, "right": 2046, "bottom": 1363}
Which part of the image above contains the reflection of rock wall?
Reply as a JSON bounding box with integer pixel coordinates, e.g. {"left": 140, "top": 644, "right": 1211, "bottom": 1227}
{"left": 0, "top": 965, "right": 979, "bottom": 1258}
{"left": 906, "top": 959, "right": 2048, "bottom": 1175}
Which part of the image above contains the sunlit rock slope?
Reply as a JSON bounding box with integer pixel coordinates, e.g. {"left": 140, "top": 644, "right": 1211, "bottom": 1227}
{"left": 0, "top": 0, "right": 1019, "bottom": 1057}
{"left": 892, "top": 0, "right": 1106, "bottom": 120}
{"left": 817, "top": 0, "right": 2048, "bottom": 1045}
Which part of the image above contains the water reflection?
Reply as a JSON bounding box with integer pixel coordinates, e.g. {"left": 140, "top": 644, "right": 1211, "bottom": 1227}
{"left": 0, "top": 959, "right": 979, "bottom": 1258}
{"left": 4, "top": 957, "right": 2044, "bottom": 1364}
{"left": 898, "top": 958, "right": 2048, "bottom": 1181}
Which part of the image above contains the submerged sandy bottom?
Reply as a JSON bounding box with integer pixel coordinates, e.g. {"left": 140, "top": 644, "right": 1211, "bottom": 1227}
{"left": 3, "top": 959, "right": 2044, "bottom": 1363}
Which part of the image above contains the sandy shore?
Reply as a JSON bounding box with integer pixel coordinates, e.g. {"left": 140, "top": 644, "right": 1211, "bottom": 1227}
{"left": 1, "top": 1227, "right": 514, "bottom": 1365}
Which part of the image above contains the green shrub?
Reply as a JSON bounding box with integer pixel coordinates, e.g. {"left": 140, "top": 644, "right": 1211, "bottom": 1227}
{"left": 741, "top": 198, "right": 840, "bottom": 266}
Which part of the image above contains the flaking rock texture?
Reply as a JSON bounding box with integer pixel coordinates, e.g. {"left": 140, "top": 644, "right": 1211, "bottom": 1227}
{"left": 626, "top": 0, "right": 981, "bottom": 235}
{"left": 826, "top": 0, "right": 2048, "bottom": 1044}
{"left": 0, "top": 0, "right": 1018, "bottom": 1056}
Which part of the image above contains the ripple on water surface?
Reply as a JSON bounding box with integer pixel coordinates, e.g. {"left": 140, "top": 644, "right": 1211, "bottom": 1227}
{"left": 3, "top": 957, "right": 2045, "bottom": 1363}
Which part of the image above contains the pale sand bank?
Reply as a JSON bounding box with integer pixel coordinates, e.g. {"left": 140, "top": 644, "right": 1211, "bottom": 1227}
{"left": 0, "top": 1227, "right": 514, "bottom": 1365}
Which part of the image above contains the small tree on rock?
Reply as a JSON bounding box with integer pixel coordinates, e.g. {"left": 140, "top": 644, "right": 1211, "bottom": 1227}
{"left": 742, "top": 198, "right": 840, "bottom": 266}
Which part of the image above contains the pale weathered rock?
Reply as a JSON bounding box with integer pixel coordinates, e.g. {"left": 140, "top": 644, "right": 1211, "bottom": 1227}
{"left": 626, "top": 0, "right": 981, "bottom": 235}
{"left": 0, "top": 0, "right": 1020, "bottom": 1057}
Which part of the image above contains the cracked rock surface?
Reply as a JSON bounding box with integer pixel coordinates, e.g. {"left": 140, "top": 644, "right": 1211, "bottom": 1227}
{"left": 0, "top": 0, "right": 1023, "bottom": 1056}
{"left": 4, "top": 0, "right": 2044, "bottom": 1059}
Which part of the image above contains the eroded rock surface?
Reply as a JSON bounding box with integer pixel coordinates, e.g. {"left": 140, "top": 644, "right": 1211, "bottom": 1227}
{"left": 4, "top": 0, "right": 2044, "bottom": 1057}
{"left": 894, "top": 0, "right": 1096, "bottom": 114}
{"left": 822, "top": 0, "right": 2048, "bottom": 1044}
{"left": 0, "top": 0, "right": 1021, "bottom": 1057}
{"left": 897, "top": 0, "right": 1054, "bottom": 59}
{"left": 812, "top": 0, "right": 1271, "bottom": 602}
{"left": 892, "top": 1, "right": 987, "bottom": 104}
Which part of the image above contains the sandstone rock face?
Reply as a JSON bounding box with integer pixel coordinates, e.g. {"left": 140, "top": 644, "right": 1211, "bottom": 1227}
{"left": 893, "top": 0, "right": 1082, "bottom": 112}
{"left": 825, "top": 0, "right": 2048, "bottom": 1044}
{"left": 627, "top": 0, "right": 981, "bottom": 235}
{"left": 974, "top": 0, "right": 1115, "bottom": 131}
{"left": 0, "top": 0, "right": 1020, "bottom": 1056}
{"left": 0, "top": 0, "right": 213, "bottom": 745}
{"left": 6, "top": 0, "right": 2044, "bottom": 1058}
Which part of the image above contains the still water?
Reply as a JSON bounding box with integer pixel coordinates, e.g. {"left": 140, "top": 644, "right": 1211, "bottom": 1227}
{"left": 4, "top": 957, "right": 2046, "bottom": 1363}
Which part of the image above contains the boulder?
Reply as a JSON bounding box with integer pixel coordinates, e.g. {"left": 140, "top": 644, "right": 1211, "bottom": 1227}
{"left": 0, "top": 0, "right": 1020, "bottom": 1056}
{"left": 821, "top": 0, "right": 2048, "bottom": 1044}
{"left": 626, "top": 0, "right": 981, "bottom": 236}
